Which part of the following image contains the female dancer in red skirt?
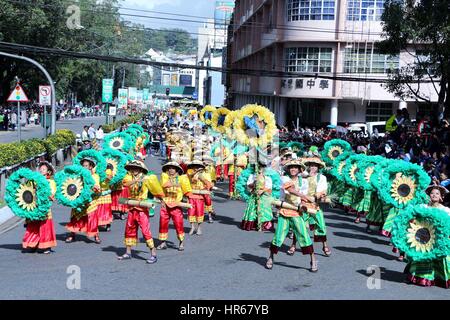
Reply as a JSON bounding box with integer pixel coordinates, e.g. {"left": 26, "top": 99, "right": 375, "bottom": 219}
{"left": 22, "top": 161, "right": 57, "bottom": 254}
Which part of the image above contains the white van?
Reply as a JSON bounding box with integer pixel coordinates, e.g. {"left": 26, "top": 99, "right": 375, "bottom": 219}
{"left": 367, "top": 121, "right": 386, "bottom": 137}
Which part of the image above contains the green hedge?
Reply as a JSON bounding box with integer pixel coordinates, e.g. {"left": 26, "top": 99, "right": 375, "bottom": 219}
{"left": 0, "top": 130, "right": 76, "bottom": 169}
{"left": 103, "top": 113, "right": 147, "bottom": 133}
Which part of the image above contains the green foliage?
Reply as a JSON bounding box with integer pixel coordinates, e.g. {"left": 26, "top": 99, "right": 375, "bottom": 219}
{"left": 0, "top": 130, "right": 75, "bottom": 168}
{"left": 0, "top": 0, "right": 197, "bottom": 104}
{"left": 379, "top": 0, "right": 450, "bottom": 115}
{"left": 103, "top": 114, "right": 146, "bottom": 133}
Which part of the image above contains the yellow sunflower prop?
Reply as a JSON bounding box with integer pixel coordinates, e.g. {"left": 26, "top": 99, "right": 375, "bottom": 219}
{"left": 232, "top": 104, "right": 277, "bottom": 147}
{"left": 392, "top": 204, "right": 450, "bottom": 261}
{"left": 200, "top": 105, "right": 217, "bottom": 126}
{"left": 224, "top": 110, "right": 240, "bottom": 140}
{"left": 211, "top": 107, "right": 230, "bottom": 134}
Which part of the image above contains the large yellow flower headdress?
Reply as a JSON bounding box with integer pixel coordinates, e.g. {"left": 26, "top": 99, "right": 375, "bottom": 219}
{"left": 211, "top": 107, "right": 230, "bottom": 134}
{"left": 232, "top": 104, "right": 276, "bottom": 147}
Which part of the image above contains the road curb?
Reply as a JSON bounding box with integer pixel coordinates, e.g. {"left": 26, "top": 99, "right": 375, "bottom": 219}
{"left": 0, "top": 206, "right": 23, "bottom": 235}
{"left": 0, "top": 206, "right": 14, "bottom": 225}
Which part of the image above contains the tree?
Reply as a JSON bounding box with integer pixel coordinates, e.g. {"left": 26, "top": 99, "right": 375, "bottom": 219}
{"left": 379, "top": 0, "right": 450, "bottom": 118}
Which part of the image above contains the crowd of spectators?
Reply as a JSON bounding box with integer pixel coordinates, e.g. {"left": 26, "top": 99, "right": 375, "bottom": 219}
{"left": 280, "top": 110, "right": 450, "bottom": 199}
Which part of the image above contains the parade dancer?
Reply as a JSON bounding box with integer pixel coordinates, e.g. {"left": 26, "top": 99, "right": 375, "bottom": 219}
{"left": 97, "top": 165, "right": 113, "bottom": 231}
{"left": 266, "top": 159, "right": 317, "bottom": 272}
{"left": 203, "top": 156, "right": 217, "bottom": 223}
{"left": 403, "top": 185, "right": 450, "bottom": 288}
{"left": 228, "top": 152, "right": 248, "bottom": 199}
{"left": 157, "top": 162, "right": 192, "bottom": 251}
{"left": 186, "top": 160, "right": 213, "bottom": 235}
{"left": 287, "top": 158, "right": 331, "bottom": 257}
{"left": 241, "top": 160, "right": 274, "bottom": 232}
{"left": 22, "top": 162, "right": 57, "bottom": 254}
{"left": 118, "top": 160, "right": 164, "bottom": 264}
{"left": 111, "top": 178, "right": 129, "bottom": 221}
{"left": 65, "top": 157, "right": 102, "bottom": 244}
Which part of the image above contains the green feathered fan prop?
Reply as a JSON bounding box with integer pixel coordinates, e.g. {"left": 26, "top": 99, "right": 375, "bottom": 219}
{"left": 101, "top": 148, "right": 129, "bottom": 186}
{"left": 73, "top": 149, "right": 107, "bottom": 183}
{"left": 343, "top": 154, "right": 367, "bottom": 188}
{"left": 55, "top": 165, "right": 95, "bottom": 211}
{"left": 392, "top": 204, "right": 450, "bottom": 262}
{"left": 379, "top": 161, "right": 431, "bottom": 209}
{"left": 322, "top": 139, "right": 353, "bottom": 166}
{"left": 287, "top": 141, "right": 304, "bottom": 157}
{"left": 5, "top": 168, "right": 52, "bottom": 221}
{"left": 236, "top": 166, "right": 281, "bottom": 202}
{"left": 330, "top": 151, "right": 353, "bottom": 182}
{"left": 103, "top": 132, "right": 135, "bottom": 153}
{"left": 355, "top": 156, "right": 385, "bottom": 191}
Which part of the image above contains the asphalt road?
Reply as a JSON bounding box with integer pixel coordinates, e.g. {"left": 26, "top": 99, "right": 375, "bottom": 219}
{"left": 0, "top": 154, "right": 448, "bottom": 300}
{"left": 0, "top": 116, "right": 123, "bottom": 143}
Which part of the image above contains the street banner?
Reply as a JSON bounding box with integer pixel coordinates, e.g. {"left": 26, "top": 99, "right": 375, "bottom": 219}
{"left": 102, "top": 79, "right": 114, "bottom": 103}
{"left": 39, "top": 86, "right": 51, "bottom": 106}
{"left": 118, "top": 88, "right": 128, "bottom": 109}
{"left": 143, "top": 88, "right": 150, "bottom": 103}
{"left": 128, "top": 87, "right": 137, "bottom": 105}
{"left": 137, "top": 90, "right": 143, "bottom": 104}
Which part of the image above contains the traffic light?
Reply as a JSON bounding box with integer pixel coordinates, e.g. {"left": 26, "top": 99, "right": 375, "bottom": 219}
{"left": 165, "top": 88, "right": 170, "bottom": 96}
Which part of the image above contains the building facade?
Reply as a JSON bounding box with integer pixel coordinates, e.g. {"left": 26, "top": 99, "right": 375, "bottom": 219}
{"left": 228, "top": 0, "right": 439, "bottom": 126}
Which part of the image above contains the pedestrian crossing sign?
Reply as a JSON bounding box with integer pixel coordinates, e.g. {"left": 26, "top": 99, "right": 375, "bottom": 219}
{"left": 7, "top": 84, "right": 29, "bottom": 102}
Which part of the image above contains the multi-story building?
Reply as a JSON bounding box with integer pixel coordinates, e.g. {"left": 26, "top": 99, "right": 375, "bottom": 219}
{"left": 197, "top": 2, "right": 235, "bottom": 106}
{"left": 228, "top": 0, "right": 439, "bottom": 126}
{"left": 144, "top": 49, "right": 197, "bottom": 99}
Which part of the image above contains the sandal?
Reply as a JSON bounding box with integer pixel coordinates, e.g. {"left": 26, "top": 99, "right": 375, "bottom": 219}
{"left": 310, "top": 260, "right": 318, "bottom": 272}
{"left": 354, "top": 217, "right": 361, "bottom": 224}
{"left": 146, "top": 256, "right": 158, "bottom": 264}
{"left": 265, "top": 258, "right": 273, "bottom": 270}
{"left": 156, "top": 242, "right": 168, "bottom": 250}
{"left": 287, "top": 246, "right": 296, "bottom": 256}
{"left": 42, "top": 249, "right": 53, "bottom": 254}
{"left": 94, "top": 236, "right": 102, "bottom": 244}
{"left": 178, "top": 242, "right": 185, "bottom": 251}
{"left": 117, "top": 253, "right": 132, "bottom": 260}
{"left": 323, "top": 247, "right": 332, "bottom": 257}
{"left": 65, "top": 236, "right": 75, "bottom": 243}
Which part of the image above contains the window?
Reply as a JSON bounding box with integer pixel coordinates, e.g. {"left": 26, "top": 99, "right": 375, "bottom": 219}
{"left": 285, "top": 47, "right": 333, "bottom": 73}
{"left": 366, "top": 102, "right": 393, "bottom": 122}
{"left": 347, "top": 0, "right": 385, "bottom": 21}
{"left": 287, "top": 0, "right": 335, "bottom": 21}
{"left": 344, "top": 47, "right": 399, "bottom": 73}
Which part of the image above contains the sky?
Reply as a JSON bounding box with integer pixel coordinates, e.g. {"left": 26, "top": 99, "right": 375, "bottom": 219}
{"left": 120, "top": 0, "right": 218, "bottom": 36}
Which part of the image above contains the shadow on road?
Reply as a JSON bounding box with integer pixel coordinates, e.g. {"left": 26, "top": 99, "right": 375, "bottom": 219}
{"left": 334, "top": 246, "right": 397, "bottom": 261}
{"left": 333, "top": 231, "right": 391, "bottom": 246}
{"left": 0, "top": 243, "right": 24, "bottom": 251}
{"left": 214, "top": 214, "right": 242, "bottom": 228}
{"left": 102, "top": 245, "right": 148, "bottom": 261}
{"left": 356, "top": 267, "right": 407, "bottom": 285}
{"left": 236, "top": 253, "right": 309, "bottom": 270}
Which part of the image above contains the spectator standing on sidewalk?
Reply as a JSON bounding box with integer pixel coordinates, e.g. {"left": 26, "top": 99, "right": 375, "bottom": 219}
{"left": 96, "top": 125, "right": 105, "bottom": 146}
{"left": 88, "top": 123, "right": 96, "bottom": 140}
{"left": 81, "top": 125, "right": 89, "bottom": 141}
